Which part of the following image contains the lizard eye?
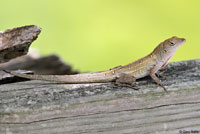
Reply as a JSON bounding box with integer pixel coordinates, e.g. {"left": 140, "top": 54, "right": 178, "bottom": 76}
{"left": 169, "top": 41, "right": 175, "bottom": 46}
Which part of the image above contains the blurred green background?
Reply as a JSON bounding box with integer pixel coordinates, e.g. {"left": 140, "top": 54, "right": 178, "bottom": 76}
{"left": 0, "top": 0, "right": 199, "bottom": 72}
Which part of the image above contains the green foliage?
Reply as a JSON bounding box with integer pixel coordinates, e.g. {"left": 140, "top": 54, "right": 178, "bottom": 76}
{"left": 0, "top": 0, "right": 199, "bottom": 71}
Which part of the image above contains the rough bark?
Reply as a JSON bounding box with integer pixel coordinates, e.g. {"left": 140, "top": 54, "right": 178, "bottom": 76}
{"left": 0, "top": 59, "right": 200, "bottom": 134}
{"left": 0, "top": 25, "right": 41, "bottom": 63}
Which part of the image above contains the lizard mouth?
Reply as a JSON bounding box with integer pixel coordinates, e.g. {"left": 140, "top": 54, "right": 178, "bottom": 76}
{"left": 182, "top": 38, "right": 186, "bottom": 43}
{"left": 179, "top": 38, "right": 186, "bottom": 46}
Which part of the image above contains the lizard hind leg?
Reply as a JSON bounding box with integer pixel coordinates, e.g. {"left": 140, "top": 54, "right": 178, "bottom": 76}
{"left": 115, "top": 73, "right": 139, "bottom": 90}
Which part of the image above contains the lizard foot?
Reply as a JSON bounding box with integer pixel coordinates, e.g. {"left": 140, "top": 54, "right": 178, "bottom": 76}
{"left": 158, "top": 83, "right": 168, "bottom": 92}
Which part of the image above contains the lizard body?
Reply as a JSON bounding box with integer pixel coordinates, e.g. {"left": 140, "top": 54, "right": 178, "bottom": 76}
{"left": 9, "top": 36, "right": 186, "bottom": 90}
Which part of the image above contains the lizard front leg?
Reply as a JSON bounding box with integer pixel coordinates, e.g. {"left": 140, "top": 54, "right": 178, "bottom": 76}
{"left": 150, "top": 64, "right": 167, "bottom": 91}
{"left": 115, "top": 73, "right": 139, "bottom": 90}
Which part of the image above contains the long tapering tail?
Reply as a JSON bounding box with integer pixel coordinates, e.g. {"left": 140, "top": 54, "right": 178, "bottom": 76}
{"left": 7, "top": 70, "right": 117, "bottom": 83}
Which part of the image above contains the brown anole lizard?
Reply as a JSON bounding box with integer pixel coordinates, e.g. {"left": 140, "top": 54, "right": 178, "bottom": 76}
{"left": 7, "top": 36, "right": 186, "bottom": 91}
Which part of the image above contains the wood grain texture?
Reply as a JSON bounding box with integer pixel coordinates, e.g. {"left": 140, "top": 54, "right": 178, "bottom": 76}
{"left": 0, "top": 59, "right": 200, "bottom": 134}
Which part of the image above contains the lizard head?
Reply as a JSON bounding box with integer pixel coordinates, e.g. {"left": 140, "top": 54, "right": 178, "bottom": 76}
{"left": 162, "top": 36, "right": 186, "bottom": 50}
{"left": 153, "top": 36, "right": 186, "bottom": 63}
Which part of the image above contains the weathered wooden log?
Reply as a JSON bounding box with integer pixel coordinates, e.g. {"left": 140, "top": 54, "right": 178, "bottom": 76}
{"left": 0, "top": 59, "right": 200, "bottom": 134}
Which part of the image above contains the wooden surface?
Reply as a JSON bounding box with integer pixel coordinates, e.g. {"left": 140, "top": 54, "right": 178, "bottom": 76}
{"left": 0, "top": 59, "right": 200, "bottom": 134}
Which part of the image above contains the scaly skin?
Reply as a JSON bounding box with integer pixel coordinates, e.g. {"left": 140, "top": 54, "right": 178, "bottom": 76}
{"left": 9, "top": 36, "right": 186, "bottom": 90}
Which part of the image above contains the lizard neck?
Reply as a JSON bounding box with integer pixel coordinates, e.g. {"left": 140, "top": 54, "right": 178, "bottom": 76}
{"left": 152, "top": 43, "right": 175, "bottom": 62}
